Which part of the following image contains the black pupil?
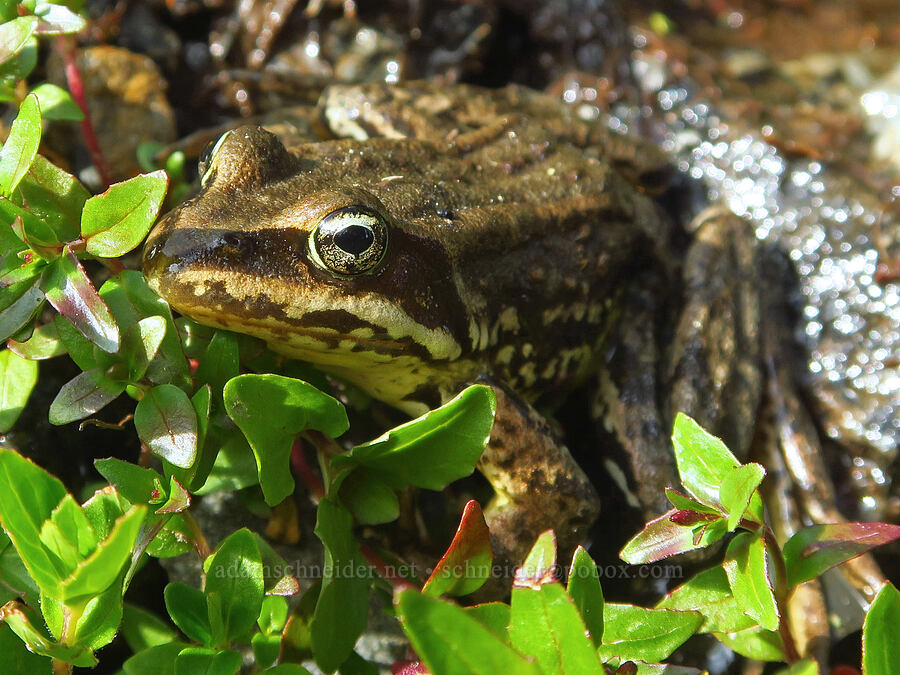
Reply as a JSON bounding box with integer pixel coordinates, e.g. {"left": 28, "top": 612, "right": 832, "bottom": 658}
{"left": 334, "top": 224, "right": 374, "bottom": 255}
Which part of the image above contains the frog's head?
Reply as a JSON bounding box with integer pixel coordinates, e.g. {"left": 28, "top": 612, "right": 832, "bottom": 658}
{"left": 143, "top": 126, "right": 470, "bottom": 403}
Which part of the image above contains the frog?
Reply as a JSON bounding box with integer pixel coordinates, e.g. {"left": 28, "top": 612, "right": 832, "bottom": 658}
{"left": 139, "top": 81, "right": 795, "bottom": 568}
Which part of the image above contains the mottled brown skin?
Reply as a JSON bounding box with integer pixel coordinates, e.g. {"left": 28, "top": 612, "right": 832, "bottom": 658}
{"left": 143, "top": 82, "right": 762, "bottom": 566}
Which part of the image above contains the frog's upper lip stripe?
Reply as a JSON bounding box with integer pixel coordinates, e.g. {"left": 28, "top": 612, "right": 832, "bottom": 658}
{"left": 182, "top": 304, "right": 425, "bottom": 357}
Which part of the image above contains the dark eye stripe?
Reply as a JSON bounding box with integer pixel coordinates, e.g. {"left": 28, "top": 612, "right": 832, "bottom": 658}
{"left": 310, "top": 206, "right": 388, "bottom": 276}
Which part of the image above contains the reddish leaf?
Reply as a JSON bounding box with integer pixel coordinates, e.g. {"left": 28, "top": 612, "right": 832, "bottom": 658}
{"left": 783, "top": 522, "right": 900, "bottom": 589}
{"left": 393, "top": 661, "right": 429, "bottom": 675}
{"left": 40, "top": 246, "right": 118, "bottom": 353}
{"left": 422, "top": 500, "right": 493, "bottom": 597}
{"left": 154, "top": 476, "right": 191, "bottom": 514}
{"left": 620, "top": 508, "right": 725, "bottom": 564}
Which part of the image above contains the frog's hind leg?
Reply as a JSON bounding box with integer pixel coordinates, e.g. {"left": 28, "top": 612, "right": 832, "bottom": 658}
{"left": 667, "top": 207, "right": 764, "bottom": 458}
{"left": 476, "top": 379, "right": 601, "bottom": 573}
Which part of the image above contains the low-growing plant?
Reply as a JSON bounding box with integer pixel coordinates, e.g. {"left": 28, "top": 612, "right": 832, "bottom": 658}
{"left": 0, "top": 6, "right": 897, "bottom": 674}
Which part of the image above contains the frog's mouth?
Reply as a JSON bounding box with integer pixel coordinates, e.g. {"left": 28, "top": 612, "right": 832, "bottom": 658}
{"left": 178, "top": 301, "right": 433, "bottom": 364}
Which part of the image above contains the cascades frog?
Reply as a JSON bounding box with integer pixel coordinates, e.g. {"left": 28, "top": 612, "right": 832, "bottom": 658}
{"left": 143, "top": 82, "right": 828, "bottom": 567}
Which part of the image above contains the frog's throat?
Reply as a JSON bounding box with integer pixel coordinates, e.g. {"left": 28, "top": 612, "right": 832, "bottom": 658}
{"left": 148, "top": 268, "right": 476, "bottom": 412}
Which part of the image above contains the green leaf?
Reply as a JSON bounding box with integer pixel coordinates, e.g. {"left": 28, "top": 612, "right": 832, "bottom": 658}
{"left": 722, "top": 531, "right": 778, "bottom": 632}
{"left": 7, "top": 320, "right": 65, "bottom": 360}
{"left": 28, "top": 83, "right": 83, "bottom": 121}
{"left": 310, "top": 498, "right": 370, "bottom": 673}
{"left": 53, "top": 314, "right": 95, "bottom": 369}
{"left": 71, "top": 575, "right": 126, "bottom": 649}
{"left": 145, "top": 514, "right": 193, "bottom": 559}
{"left": 0, "top": 31, "right": 36, "bottom": 79}
{"left": 332, "top": 384, "right": 495, "bottom": 490}
{"left": 422, "top": 500, "right": 493, "bottom": 597}
{"left": 0, "top": 349, "right": 38, "bottom": 432}
{"left": 59, "top": 505, "right": 145, "bottom": 603}
{"left": 0, "top": 275, "right": 43, "bottom": 342}
{"left": 17, "top": 155, "right": 87, "bottom": 243}
{"left": 776, "top": 659, "right": 820, "bottom": 675}
{"left": 863, "top": 582, "right": 900, "bottom": 675}
{"left": 99, "top": 271, "right": 191, "bottom": 388}
{"left": 280, "top": 580, "right": 321, "bottom": 663}
{"left": 204, "top": 528, "right": 264, "bottom": 644}
{"left": 257, "top": 595, "right": 289, "bottom": 635}
{"left": 33, "top": 3, "right": 87, "bottom": 35}
{"left": 783, "top": 522, "right": 900, "bottom": 589}
{"left": 657, "top": 566, "right": 755, "bottom": 633}
{"left": 464, "top": 602, "right": 511, "bottom": 641}
{"left": 164, "top": 582, "right": 212, "bottom": 646}
{"left": 195, "top": 330, "right": 239, "bottom": 398}
{"left": 174, "top": 647, "right": 241, "bottom": 675}
{"left": 252, "top": 632, "right": 281, "bottom": 669}
{"left": 40, "top": 494, "right": 95, "bottom": 572}
{"left": 135, "top": 385, "right": 198, "bottom": 469}
{"left": 510, "top": 580, "right": 601, "bottom": 674}
{"left": 264, "top": 665, "right": 314, "bottom": 675}
{"left": 224, "top": 374, "right": 348, "bottom": 505}
{"left": 194, "top": 431, "right": 258, "bottom": 494}
{"left": 566, "top": 545, "right": 604, "bottom": 646}
{"left": 338, "top": 471, "right": 399, "bottom": 525}
{"left": 48, "top": 367, "right": 126, "bottom": 424}
{"left": 0, "top": 93, "right": 41, "bottom": 197}
{"left": 507, "top": 531, "right": 602, "bottom": 674}
{"left": 94, "top": 457, "right": 163, "bottom": 505}
{"left": 80, "top": 486, "right": 129, "bottom": 543}
{"left": 337, "top": 650, "right": 378, "bottom": 675}
{"left": 0, "top": 600, "right": 97, "bottom": 667}
{"left": 0, "top": 621, "right": 51, "bottom": 673}
{"left": 81, "top": 171, "right": 168, "bottom": 257}
{"left": 0, "top": 535, "right": 41, "bottom": 605}
{"left": 41, "top": 247, "right": 119, "bottom": 353}
{"left": 255, "top": 535, "right": 300, "bottom": 597}
{"left": 0, "top": 449, "right": 68, "bottom": 595}
{"left": 671, "top": 413, "right": 739, "bottom": 510}
{"left": 123, "top": 641, "right": 188, "bottom": 675}
{"left": 123, "top": 315, "right": 167, "bottom": 381}
{"left": 121, "top": 603, "right": 179, "bottom": 653}
{"left": 597, "top": 603, "right": 703, "bottom": 665}
{"left": 396, "top": 589, "right": 541, "bottom": 675}
{"left": 719, "top": 463, "right": 765, "bottom": 531}
{"left": 0, "top": 17, "right": 38, "bottom": 67}
{"left": 713, "top": 625, "right": 784, "bottom": 661}
{"left": 620, "top": 508, "right": 726, "bottom": 564}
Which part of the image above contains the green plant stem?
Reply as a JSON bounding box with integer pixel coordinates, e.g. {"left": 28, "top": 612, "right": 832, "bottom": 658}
{"left": 763, "top": 526, "right": 800, "bottom": 663}
{"left": 183, "top": 509, "right": 211, "bottom": 560}
{"left": 51, "top": 657, "right": 72, "bottom": 675}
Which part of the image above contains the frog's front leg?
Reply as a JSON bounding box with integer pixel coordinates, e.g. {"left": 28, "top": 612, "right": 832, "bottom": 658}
{"left": 476, "top": 380, "right": 601, "bottom": 568}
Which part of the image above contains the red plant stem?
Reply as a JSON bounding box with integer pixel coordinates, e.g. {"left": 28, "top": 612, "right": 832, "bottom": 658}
{"left": 56, "top": 35, "right": 113, "bottom": 188}
{"left": 291, "top": 437, "right": 325, "bottom": 499}
{"left": 360, "top": 543, "right": 417, "bottom": 591}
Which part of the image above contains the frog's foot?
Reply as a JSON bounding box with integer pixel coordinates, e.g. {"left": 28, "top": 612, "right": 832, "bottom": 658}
{"left": 477, "top": 382, "right": 601, "bottom": 574}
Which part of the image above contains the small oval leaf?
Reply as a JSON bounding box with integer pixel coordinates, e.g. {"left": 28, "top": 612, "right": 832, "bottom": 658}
{"left": 82, "top": 171, "right": 168, "bottom": 258}
{"left": 134, "top": 384, "right": 198, "bottom": 468}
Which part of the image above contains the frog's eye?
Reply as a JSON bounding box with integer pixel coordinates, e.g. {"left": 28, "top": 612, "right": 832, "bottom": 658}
{"left": 309, "top": 206, "right": 388, "bottom": 275}
{"left": 198, "top": 131, "right": 232, "bottom": 187}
